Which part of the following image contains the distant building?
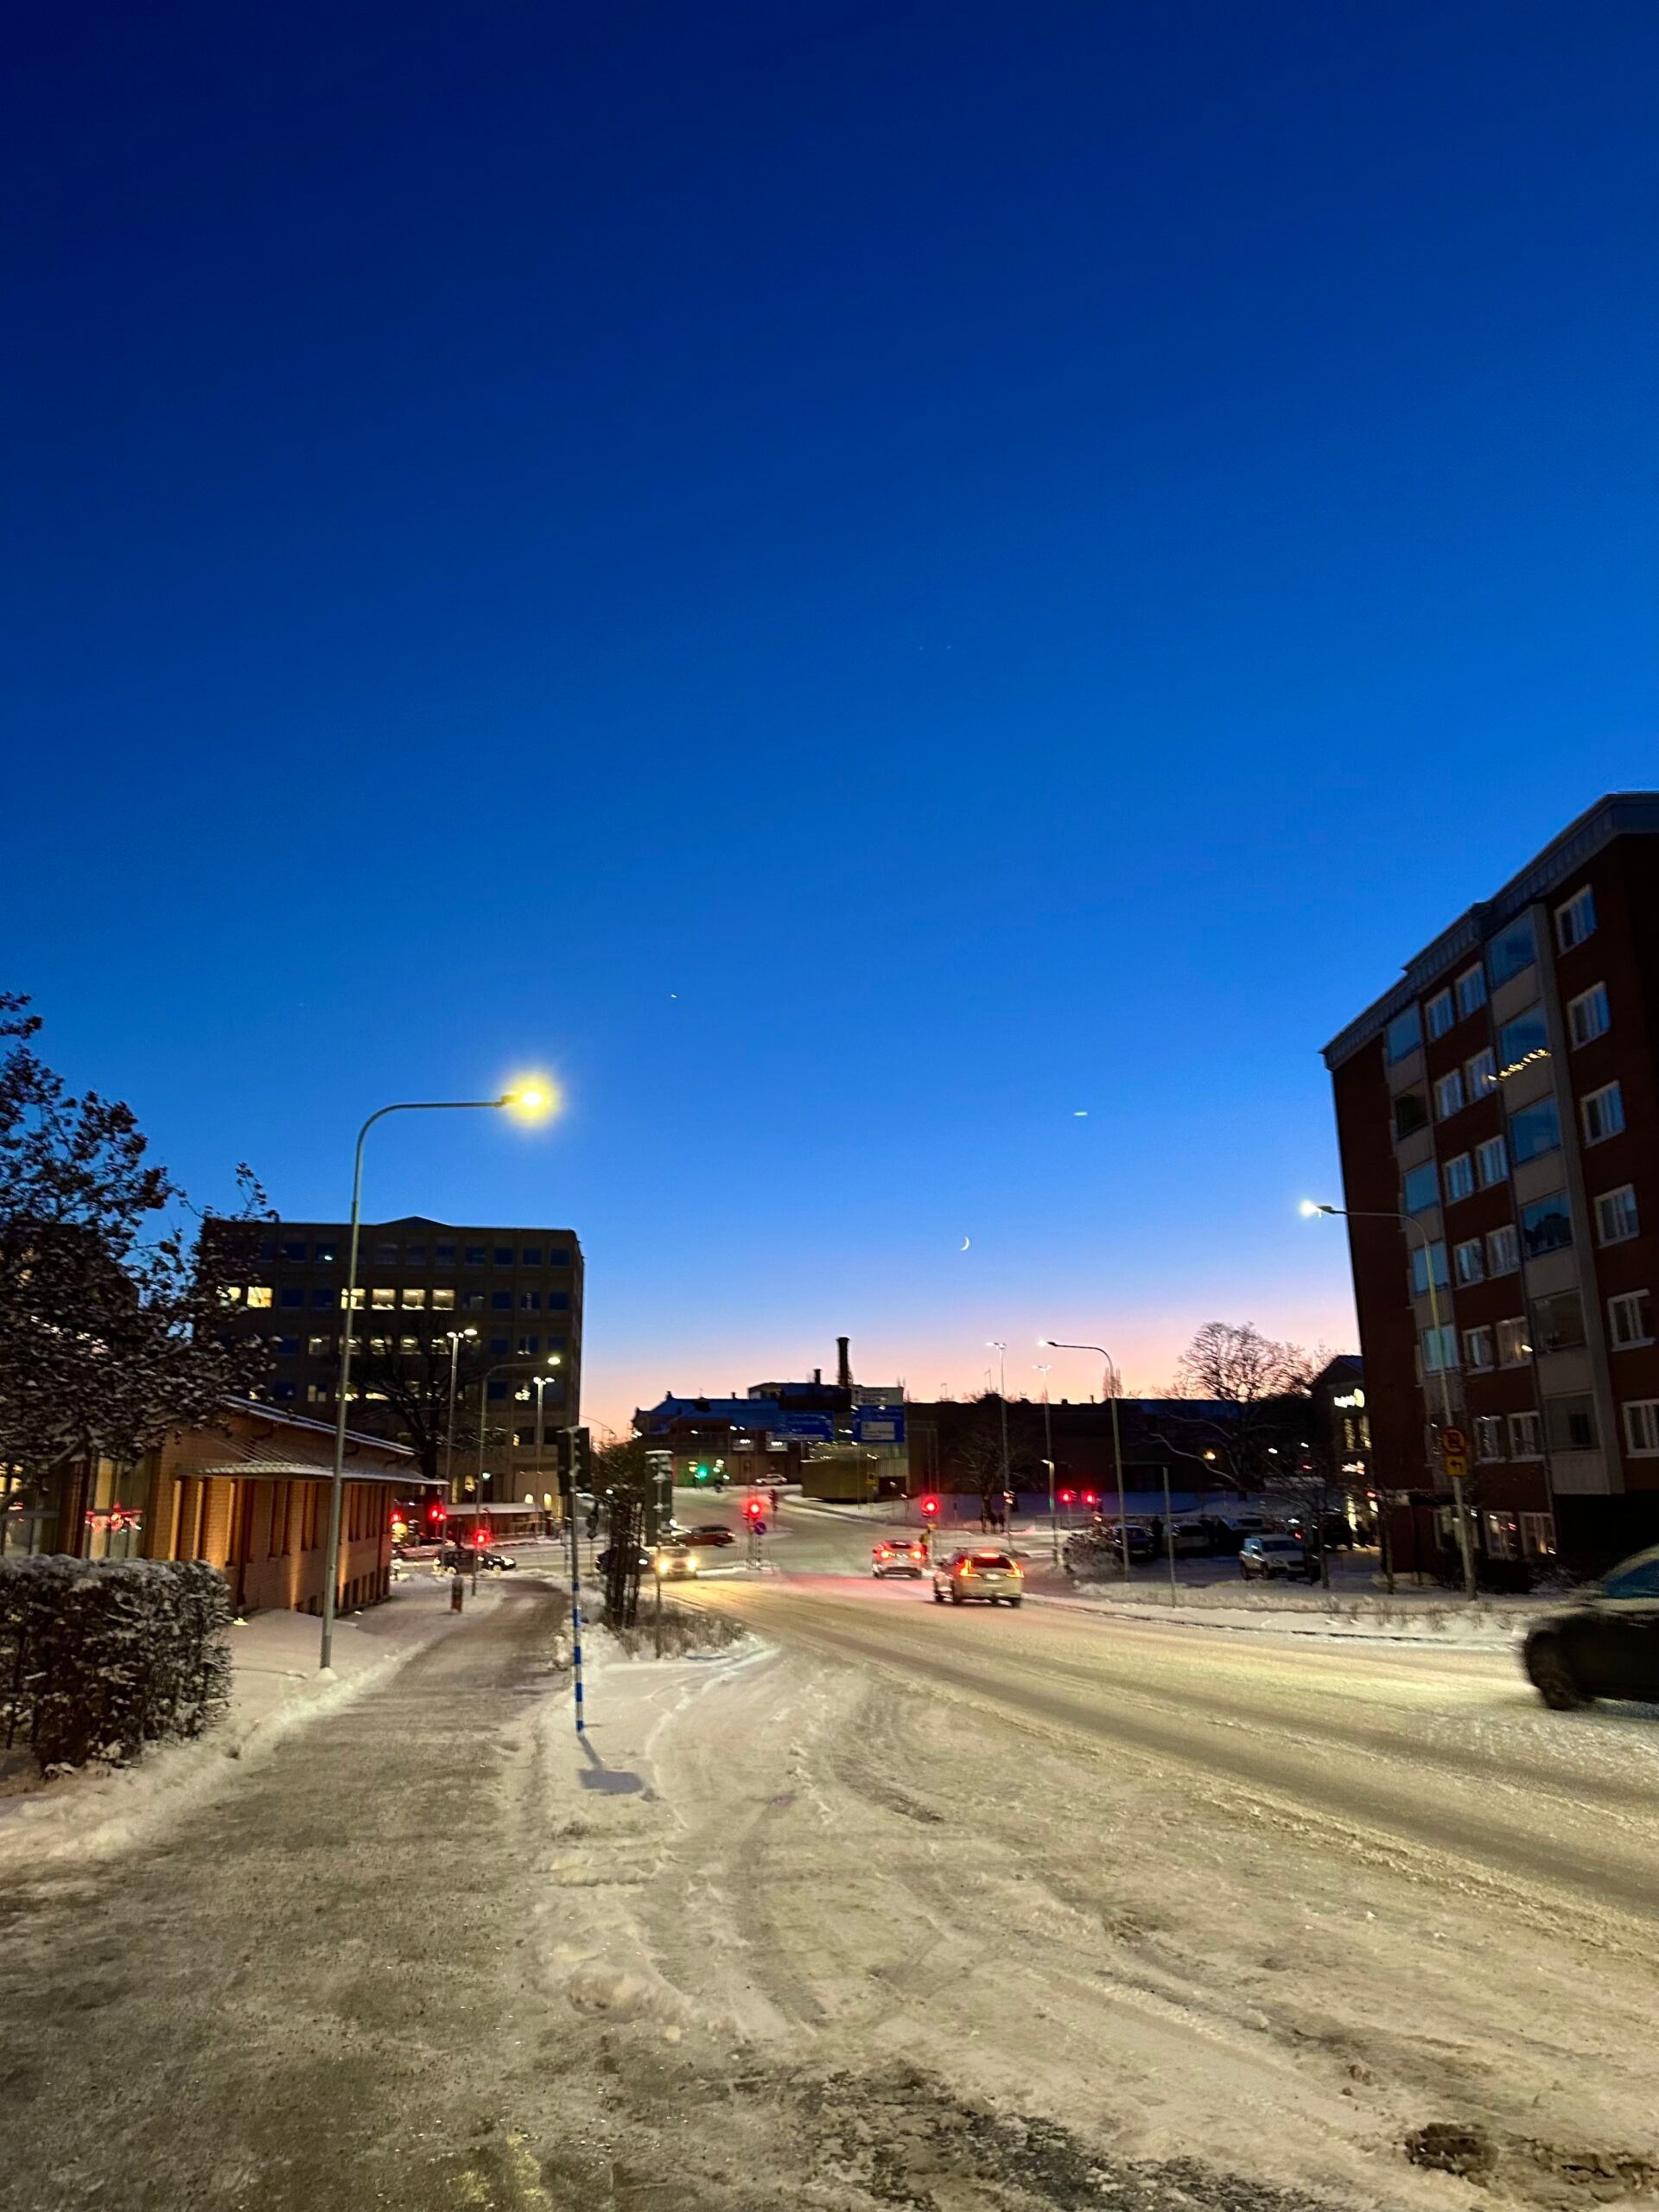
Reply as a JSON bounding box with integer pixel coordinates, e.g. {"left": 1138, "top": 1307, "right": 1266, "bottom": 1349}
{"left": 1322, "top": 792, "right": 1659, "bottom": 1572}
{"left": 204, "top": 1214, "right": 583, "bottom": 1495}
{"left": 635, "top": 1338, "right": 907, "bottom": 1500}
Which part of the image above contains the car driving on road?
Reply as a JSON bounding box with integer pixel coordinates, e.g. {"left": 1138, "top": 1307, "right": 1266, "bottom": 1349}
{"left": 1522, "top": 1546, "right": 1659, "bottom": 1708}
{"left": 872, "top": 1537, "right": 928, "bottom": 1579}
{"left": 1237, "top": 1534, "right": 1318, "bottom": 1583}
{"left": 685, "top": 1524, "right": 736, "bottom": 1548}
{"left": 652, "top": 1541, "right": 700, "bottom": 1580}
{"left": 933, "top": 1548, "right": 1023, "bottom": 1605}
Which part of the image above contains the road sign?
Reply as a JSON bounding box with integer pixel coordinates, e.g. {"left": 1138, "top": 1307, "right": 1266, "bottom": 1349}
{"left": 1437, "top": 1427, "right": 1468, "bottom": 1458}
{"left": 1442, "top": 1451, "right": 1470, "bottom": 1480}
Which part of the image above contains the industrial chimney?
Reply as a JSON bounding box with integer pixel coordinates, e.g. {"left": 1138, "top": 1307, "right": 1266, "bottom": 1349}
{"left": 836, "top": 1335, "right": 853, "bottom": 1389}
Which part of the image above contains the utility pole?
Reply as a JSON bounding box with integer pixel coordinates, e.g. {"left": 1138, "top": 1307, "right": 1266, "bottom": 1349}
{"left": 1034, "top": 1363, "right": 1058, "bottom": 1567}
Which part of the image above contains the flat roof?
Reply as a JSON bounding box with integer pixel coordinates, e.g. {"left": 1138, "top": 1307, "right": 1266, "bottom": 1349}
{"left": 1321, "top": 792, "right": 1659, "bottom": 1071}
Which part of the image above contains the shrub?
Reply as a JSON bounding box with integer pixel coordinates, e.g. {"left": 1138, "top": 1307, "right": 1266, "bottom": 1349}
{"left": 0, "top": 1555, "right": 232, "bottom": 1771}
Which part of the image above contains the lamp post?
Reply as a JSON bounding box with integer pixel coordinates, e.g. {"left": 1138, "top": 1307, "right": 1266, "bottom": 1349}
{"left": 442, "top": 1328, "right": 479, "bottom": 1509}
{"left": 986, "top": 1341, "right": 1011, "bottom": 1537}
{"left": 1033, "top": 1363, "right": 1058, "bottom": 1566}
{"left": 473, "top": 1355, "right": 547, "bottom": 1594}
{"left": 1041, "top": 1340, "right": 1129, "bottom": 1578}
{"left": 1303, "top": 1201, "right": 1477, "bottom": 1598}
{"left": 319, "top": 1087, "right": 550, "bottom": 1670}
{"left": 532, "top": 1362, "right": 563, "bottom": 1535}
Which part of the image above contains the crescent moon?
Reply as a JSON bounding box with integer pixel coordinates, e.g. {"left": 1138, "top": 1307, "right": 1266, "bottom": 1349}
{"left": 959, "top": 1236, "right": 971, "bottom": 1251}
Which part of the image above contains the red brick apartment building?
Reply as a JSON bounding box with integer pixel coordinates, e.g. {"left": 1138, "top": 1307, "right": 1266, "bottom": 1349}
{"left": 1322, "top": 794, "right": 1659, "bottom": 1573}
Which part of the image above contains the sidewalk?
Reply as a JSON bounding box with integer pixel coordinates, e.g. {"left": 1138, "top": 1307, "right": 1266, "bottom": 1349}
{"left": 0, "top": 1572, "right": 500, "bottom": 1875}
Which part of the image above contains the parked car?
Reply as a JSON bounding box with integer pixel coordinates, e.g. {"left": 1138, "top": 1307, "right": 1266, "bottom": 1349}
{"left": 872, "top": 1537, "right": 928, "bottom": 1579}
{"left": 1522, "top": 1547, "right": 1659, "bottom": 1709}
{"left": 439, "top": 1541, "right": 517, "bottom": 1572}
{"left": 1171, "top": 1522, "right": 1211, "bottom": 1557}
{"left": 1238, "top": 1534, "right": 1318, "bottom": 1583}
{"left": 596, "top": 1545, "right": 652, "bottom": 1574}
{"left": 685, "top": 1525, "right": 736, "bottom": 1548}
{"left": 932, "top": 1548, "right": 1023, "bottom": 1606}
{"left": 652, "top": 1541, "right": 700, "bottom": 1580}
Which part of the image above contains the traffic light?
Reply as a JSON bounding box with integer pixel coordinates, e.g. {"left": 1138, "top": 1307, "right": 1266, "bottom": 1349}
{"left": 1058, "top": 1489, "right": 1075, "bottom": 1507}
{"left": 427, "top": 1502, "right": 446, "bottom": 1525}
{"left": 919, "top": 1496, "right": 939, "bottom": 1519}
{"left": 1083, "top": 1490, "right": 1099, "bottom": 1509}
{"left": 744, "top": 1493, "right": 765, "bottom": 1520}
{"left": 692, "top": 1460, "right": 711, "bottom": 1484}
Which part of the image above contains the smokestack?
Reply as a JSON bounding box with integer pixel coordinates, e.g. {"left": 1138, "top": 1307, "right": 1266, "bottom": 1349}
{"left": 813, "top": 1368, "right": 822, "bottom": 1385}
{"left": 836, "top": 1336, "right": 852, "bottom": 1389}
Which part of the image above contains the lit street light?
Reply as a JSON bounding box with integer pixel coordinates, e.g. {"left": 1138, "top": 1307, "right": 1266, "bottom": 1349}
{"left": 1033, "top": 1363, "right": 1059, "bottom": 1566}
{"left": 1302, "top": 1199, "right": 1477, "bottom": 1597}
{"left": 986, "top": 1341, "right": 1012, "bottom": 1533}
{"left": 319, "top": 1084, "right": 552, "bottom": 1669}
{"left": 1040, "top": 1339, "right": 1129, "bottom": 1577}
{"left": 442, "top": 1327, "right": 479, "bottom": 1506}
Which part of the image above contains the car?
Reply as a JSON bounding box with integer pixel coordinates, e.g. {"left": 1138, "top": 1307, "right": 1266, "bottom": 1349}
{"left": 872, "top": 1538, "right": 928, "bottom": 1579}
{"left": 596, "top": 1544, "right": 652, "bottom": 1574}
{"left": 652, "top": 1541, "right": 700, "bottom": 1580}
{"left": 1522, "top": 1547, "right": 1659, "bottom": 1709}
{"left": 1238, "top": 1534, "right": 1317, "bottom": 1583}
{"left": 1101, "top": 1522, "right": 1155, "bottom": 1563}
{"left": 933, "top": 1548, "right": 1023, "bottom": 1606}
{"left": 685, "top": 1525, "right": 736, "bottom": 1548}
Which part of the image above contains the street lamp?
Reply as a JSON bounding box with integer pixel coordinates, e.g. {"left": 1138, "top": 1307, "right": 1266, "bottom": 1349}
{"left": 1302, "top": 1200, "right": 1476, "bottom": 1597}
{"left": 1033, "top": 1363, "right": 1058, "bottom": 1566}
{"left": 532, "top": 1362, "right": 564, "bottom": 1536}
{"left": 986, "top": 1342, "right": 1012, "bottom": 1535}
{"left": 442, "top": 1328, "right": 479, "bottom": 1506}
{"left": 320, "top": 1085, "right": 552, "bottom": 1670}
{"left": 1040, "top": 1339, "right": 1129, "bottom": 1577}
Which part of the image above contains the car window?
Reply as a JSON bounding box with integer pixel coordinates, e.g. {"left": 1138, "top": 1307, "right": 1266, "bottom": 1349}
{"left": 969, "top": 1551, "right": 1014, "bottom": 1567}
{"left": 1600, "top": 1557, "right": 1659, "bottom": 1600}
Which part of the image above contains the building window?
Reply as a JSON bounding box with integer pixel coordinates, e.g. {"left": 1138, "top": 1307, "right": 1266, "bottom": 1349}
{"left": 489, "top": 1335, "right": 510, "bottom": 1356}
{"left": 397, "top": 1334, "right": 421, "bottom": 1357}
{"left": 435, "top": 1242, "right": 456, "bottom": 1267}
{"left": 1567, "top": 983, "right": 1611, "bottom": 1048}
{"left": 307, "top": 1382, "right": 331, "bottom": 1408}
{"left": 431, "top": 1287, "right": 455, "bottom": 1311}
{"left": 1487, "top": 1223, "right": 1520, "bottom": 1275}
{"left": 491, "top": 1291, "right": 512, "bottom": 1310}
{"left": 1465, "top": 1047, "right": 1497, "bottom": 1097}
{"left": 402, "top": 1287, "right": 427, "bottom": 1309}
{"left": 1455, "top": 964, "right": 1487, "bottom": 1020}
{"left": 1529, "top": 1288, "right": 1586, "bottom": 1355}
{"left": 1474, "top": 1135, "right": 1507, "bottom": 1189}
{"left": 547, "top": 1291, "right": 570, "bottom": 1311}
{"left": 462, "top": 1289, "right": 487, "bottom": 1312}
{"left": 281, "top": 1239, "right": 308, "bottom": 1263}
{"left": 1554, "top": 886, "right": 1596, "bottom": 950}
{"left": 307, "top": 1334, "right": 330, "bottom": 1357}
{"left": 274, "top": 1335, "right": 300, "bottom": 1357}
{"left": 1496, "top": 1318, "right": 1530, "bottom": 1367}
{"left": 1520, "top": 1510, "right": 1556, "bottom": 1558}
{"left": 1474, "top": 1414, "right": 1504, "bottom": 1460}
{"left": 549, "top": 1247, "right": 571, "bottom": 1268}
{"left": 1426, "top": 989, "right": 1454, "bottom": 1039}
{"left": 519, "top": 1290, "right": 541, "bottom": 1311}
{"left": 1394, "top": 1091, "right": 1428, "bottom": 1139}
{"left": 1488, "top": 916, "right": 1537, "bottom": 986}
{"left": 245, "top": 1286, "right": 273, "bottom": 1309}
{"left": 1402, "top": 1161, "right": 1439, "bottom": 1214}
{"left": 1546, "top": 1395, "right": 1598, "bottom": 1454}
{"left": 487, "top": 1379, "right": 508, "bottom": 1402}
{"left": 1624, "top": 1402, "right": 1659, "bottom": 1457}
{"left": 1441, "top": 1154, "right": 1474, "bottom": 1204}
{"left": 373, "top": 1243, "right": 398, "bottom": 1267}
{"left": 315, "top": 1240, "right": 338, "bottom": 1265}
{"left": 518, "top": 1333, "right": 540, "bottom": 1355}
{"left": 1508, "top": 1410, "right": 1541, "bottom": 1458}
{"left": 1595, "top": 1185, "right": 1639, "bottom": 1244}
{"left": 279, "top": 1286, "right": 305, "bottom": 1309}
{"left": 1433, "top": 1070, "right": 1465, "bottom": 1120}
{"left": 1608, "top": 1290, "right": 1653, "bottom": 1350}
{"left": 1421, "top": 1324, "right": 1458, "bottom": 1373}
{"left": 1510, "top": 1098, "right": 1560, "bottom": 1165}
{"left": 465, "top": 1245, "right": 488, "bottom": 1266}
{"left": 521, "top": 1246, "right": 543, "bottom": 1266}
{"left": 514, "top": 1427, "right": 537, "bottom": 1448}
{"left": 1520, "top": 1192, "right": 1572, "bottom": 1258}
{"left": 1386, "top": 1006, "right": 1422, "bottom": 1064}
{"left": 493, "top": 1246, "right": 515, "bottom": 1267}
{"left": 1497, "top": 1006, "right": 1548, "bottom": 1071}
{"left": 1581, "top": 1083, "right": 1624, "bottom": 1146}
{"left": 1463, "top": 1324, "right": 1494, "bottom": 1370}
{"left": 404, "top": 1243, "right": 426, "bottom": 1267}
{"left": 271, "top": 1380, "right": 296, "bottom": 1403}
{"left": 1454, "top": 1240, "right": 1484, "bottom": 1287}
{"left": 371, "top": 1286, "right": 396, "bottom": 1309}
{"left": 1410, "top": 1242, "right": 1450, "bottom": 1294}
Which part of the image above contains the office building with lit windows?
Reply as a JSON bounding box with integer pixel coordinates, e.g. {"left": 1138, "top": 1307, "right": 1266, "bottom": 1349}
{"left": 204, "top": 1216, "right": 583, "bottom": 1487}
{"left": 1322, "top": 793, "right": 1659, "bottom": 1573}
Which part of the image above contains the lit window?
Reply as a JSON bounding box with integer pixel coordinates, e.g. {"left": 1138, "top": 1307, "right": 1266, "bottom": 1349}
{"left": 307, "top": 1335, "right": 331, "bottom": 1357}
{"left": 1386, "top": 1006, "right": 1422, "bottom": 1063}
{"left": 1455, "top": 965, "right": 1486, "bottom": 1020}
{"left": 1410, "top": 1242, "right": 1449, "bottom": 1294}
{"left": 431, "top": 1287, "right": 455, "bottom": 1310}
{"left": 1508, "top": 1410, "right": 1541, "bottom": 1459}
{"left": 1402, "top": 1161, "right": 1439, "bottom": 1213}
{"left": 1520, "top": 1511, "right": 1555, "bottom": 1558}
{"left": 1474, "top": 1414, "right": 1504, "bottom": 1459}
{"left": 402, "top": 1287, "right": 427, "bottom": 1309}
{"left": 1453, "top": 1239, "right": 1484, "bottom": 1287}
{"left": 1442, "top": 1154, "right": 1474, "bottom": 1204}
{"left": 307, "top": 1382, "right": 331, "bottom": 1408}
{"left": 219, "top": 1284, "right": 244, "bottom": 1306}
{"left": 1486, "top": 1224, "right": 1520, "bottom": 1275}
{"left": 1546, "top": 1395, "right": 1598, "bottom": 1453}
{"left": 1463, "top": 1325, "right": 1494, "bottom": 1370}
{"left": 1596, "top": 1185, "right": 1639, "bottom": 1245}
{"left": 1465, "top": 1047, "right": 1497, "bottom": 1096}
{"left": 1567, "top": 984, "right": 1610, "bottom": 1048}
{"left": 1581, "top": 1083, "right": 1624, "bottom": 1146}
{"left": 245, "top": 1286, "right": 273, "bottom": 1310}
{"left": 398, "top": 1334, "right": 421, "bottom": 1356}
{"left": 1475, "top": 1135, "right": 1507, "bottom": 1188}
{"left": 1488, "top": 916, "right": 1536, "bottom": 986}
{"left": 371, "top": 1286, "right": 396, "bottom": 1309}
{"left": 1425, "top": 989, "right": 1454, "bottom": 1039}
{"left": 1433, "top": 1071, "right": 1465, "bottom": 1120}
{"left": 1521, "top": 1192, "right": 1572, "bottom": 1258}
{"left": 1624, "top": 1402, "right": 1659, "bottom": 1457}
{"left": 1554, "top": 886, "right": 1596, "bottom": 950}
{"left": 1496, "top": 1319, "right": 1531, "bottom": 1366}
{"left": 1510, "top": 1099, "right": 1560, "bottom": 1164}
{"left": 1497, "top": 1006, "right": 1548, "bottom": 1070}
{"left": 1608, "top": 1291, "right": 1653, "bottom": 1350}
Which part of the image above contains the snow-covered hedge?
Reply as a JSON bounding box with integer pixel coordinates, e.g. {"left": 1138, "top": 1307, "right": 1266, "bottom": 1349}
{"left": 0, "top": 1556, "right": 232, "bottom": 1771}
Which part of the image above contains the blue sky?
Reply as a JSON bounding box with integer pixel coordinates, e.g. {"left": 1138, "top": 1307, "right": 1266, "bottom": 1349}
{"left": 6, "top": 1, "right": 1656, "bottom": 1433}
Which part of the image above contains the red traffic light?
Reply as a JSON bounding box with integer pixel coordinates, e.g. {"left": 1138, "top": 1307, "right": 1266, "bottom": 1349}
{"left": 1083, "top": 1491, "right": 1099, "bottom": 1508}
{"left": 1058, "top": 1490, "right": 1075, "bottom": 1505}
{"left": 744, "top": 1495, "right": 765, "bottom": 1518}
{"left": 919, "top": 1496, "right": 939, "bottom": 1517}
{"left": 427, "top": 1503, "right": 444, "bottom": 1523}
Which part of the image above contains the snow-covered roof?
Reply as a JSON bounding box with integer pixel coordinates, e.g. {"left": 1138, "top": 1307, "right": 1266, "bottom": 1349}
{"left": 193, "top": 1457, "right": 438, "bottom": 1487}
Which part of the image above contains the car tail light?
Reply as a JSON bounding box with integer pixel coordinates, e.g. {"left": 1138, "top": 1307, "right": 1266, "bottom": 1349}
{"left": 960, "top": 1562, "right": 976, "bottom": 1576}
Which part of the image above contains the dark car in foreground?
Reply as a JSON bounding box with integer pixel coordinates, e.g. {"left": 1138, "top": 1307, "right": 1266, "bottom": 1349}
{"left": 1522, "top": 1547, "right": 1659, "bottom": 1709}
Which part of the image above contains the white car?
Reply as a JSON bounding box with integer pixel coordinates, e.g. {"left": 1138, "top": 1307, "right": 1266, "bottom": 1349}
{"left": 932, "top": 1548, "right": 1023, "bottom": 1606}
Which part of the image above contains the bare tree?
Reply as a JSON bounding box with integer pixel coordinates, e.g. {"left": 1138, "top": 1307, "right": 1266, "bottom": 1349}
{"left": 351, "top": 1332, "right": 495, "bottom": 1487}
{"left": 1169, "top": 1322, "right": 1332, "bottom": 1489}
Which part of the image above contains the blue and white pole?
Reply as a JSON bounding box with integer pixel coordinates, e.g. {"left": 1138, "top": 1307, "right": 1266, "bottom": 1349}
{"left": 569, "top": 1491, "right": 585, "bottom": 1736}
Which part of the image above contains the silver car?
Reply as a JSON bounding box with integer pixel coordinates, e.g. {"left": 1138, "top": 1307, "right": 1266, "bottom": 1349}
{"left": 932, "top": 1548, "right": 1023, "bottom": 1606}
